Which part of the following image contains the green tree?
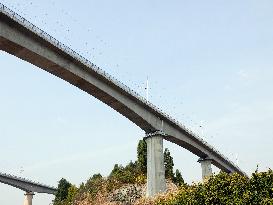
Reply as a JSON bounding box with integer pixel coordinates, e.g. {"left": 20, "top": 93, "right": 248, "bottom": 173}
{"left": 66, "top": 185, "right": 78, "bottom": 204}
{"left": 137, "top": 139, "right": 147, "bottom": 174}
{"left": 164, "top": 148, "right": 174, "bottom": 179}
{"left": 84, "top": 173, "right": 104, "bottom": 197}
{"left": 173, "top": 169, "right": 185, "bottom": 186}
{"left": 54, "top": 178, "right": 72, "bottom": 204}
{"left": 110, "top": 164, "right": 123, "bottom": 177}
{"left": 109, "top": 162, "right": 139, "bottom": 184}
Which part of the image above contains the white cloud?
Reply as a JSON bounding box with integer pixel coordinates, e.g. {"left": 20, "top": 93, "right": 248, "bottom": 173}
{"left": 238, "top": 69, "right": 249, "bottom": 80}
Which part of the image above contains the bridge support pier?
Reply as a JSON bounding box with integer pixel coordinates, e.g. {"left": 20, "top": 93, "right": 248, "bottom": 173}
{"left": 145, "top": 131, "right": 166, "bottom": 197}
{"left": 198, "top": 157, "right": 213, "bottom": 181}
{"left": 23, "top": 192, "right": 34, "bottom": 205}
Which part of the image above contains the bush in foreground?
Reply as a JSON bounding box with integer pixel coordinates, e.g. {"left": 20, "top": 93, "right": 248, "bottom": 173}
{"left": 152, "top": 169, "right": 273, "bottom": 205}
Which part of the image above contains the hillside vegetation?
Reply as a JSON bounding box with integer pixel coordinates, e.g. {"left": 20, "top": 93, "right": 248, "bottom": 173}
{"left": 140, "top": 170, "right": 273, "bottom": 205}
{"left": 53, "top": 140, "right": 273, "bottom": 205}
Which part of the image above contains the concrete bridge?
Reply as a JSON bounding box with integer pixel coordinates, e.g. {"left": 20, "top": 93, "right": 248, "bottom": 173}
{"left": 0, "top": 172, "right": 56, "bottom": 205}
{"left": 0, "top": 3, "right": 247, "bottom": 198}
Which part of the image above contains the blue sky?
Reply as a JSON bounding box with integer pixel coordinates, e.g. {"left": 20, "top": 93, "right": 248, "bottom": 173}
{"left": 0, "top": 0, "right": 273, "bottom": 204}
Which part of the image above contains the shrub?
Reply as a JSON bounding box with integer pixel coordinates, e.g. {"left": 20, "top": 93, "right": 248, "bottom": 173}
{"left": 155, "top": 170, "right": 273, "bottom": 205}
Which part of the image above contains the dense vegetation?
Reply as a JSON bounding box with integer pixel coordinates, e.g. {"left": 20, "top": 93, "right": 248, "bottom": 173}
{"left": 53, "top": 139, "right": 184, "bottom": 205}
{"left": 149, "top": 170, "right": 273, "bottom": 205}
{"left": 53, "top": 140, "right": 273, "bottom": 205}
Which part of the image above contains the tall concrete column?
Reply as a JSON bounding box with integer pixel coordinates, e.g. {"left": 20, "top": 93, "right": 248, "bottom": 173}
{"left": 23, "top": 192, "right": 34, "bottom": 205}
{"left": 198, "top": 158, "right": 213, "bottom": 181}
{"left": 145, "top": 131, "right": 166, "bottom": 197}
